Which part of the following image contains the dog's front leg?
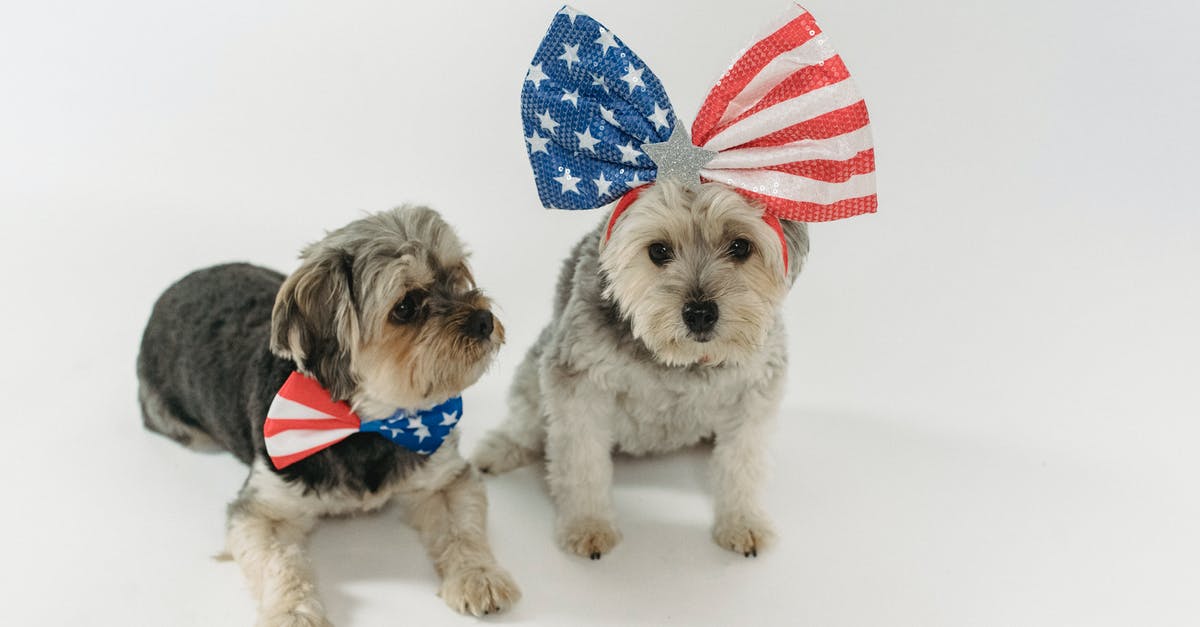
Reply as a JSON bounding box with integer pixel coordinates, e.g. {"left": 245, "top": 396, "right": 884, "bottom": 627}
{"left": 710, "top": 405, "right": 778, "bottom": 557}
{"left": 226, "top": 465, "right": 327, "bottom": 627}
{"left": 543, "top": 372, "right": 621, "bottom": 559}
{"left": 402, "top": 450, "right": 520, "bottom": 616}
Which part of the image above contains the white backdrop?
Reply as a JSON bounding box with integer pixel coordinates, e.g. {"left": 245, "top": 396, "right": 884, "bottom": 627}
{"left": 2, "top": 1, "right": 1197, "bottom": 625}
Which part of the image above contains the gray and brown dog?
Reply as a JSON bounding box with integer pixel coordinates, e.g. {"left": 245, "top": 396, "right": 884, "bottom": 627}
{"left": 138, "top": 207, "right": 518, "bottom": 625}
{"left": 473, "top": 180, "right": 809, "bottom": 560}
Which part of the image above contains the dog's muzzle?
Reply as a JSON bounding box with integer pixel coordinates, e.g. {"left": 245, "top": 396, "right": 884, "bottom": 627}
{"left": 682, "top": 300, "right": 719, "bottom": 337}
{"left": 464, "top": 309, "right": 495, "bottom": 340}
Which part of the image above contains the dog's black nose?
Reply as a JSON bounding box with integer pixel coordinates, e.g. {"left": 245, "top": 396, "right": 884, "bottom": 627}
{"left": 464, "top": 309, "right": 494, "bottom": 340}
{"left": 682, "top": 300, "right": 719, "bottom": 334}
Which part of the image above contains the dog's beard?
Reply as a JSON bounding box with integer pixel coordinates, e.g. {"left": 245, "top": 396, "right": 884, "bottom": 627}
{"left": 408, "top": 315, "right": 503, "bottom": 400}
{"left": 354, "top": 316, "right": 503, "bottom": 414}
{"left": 604, "top": 266, "right": 780, "bottom": 367}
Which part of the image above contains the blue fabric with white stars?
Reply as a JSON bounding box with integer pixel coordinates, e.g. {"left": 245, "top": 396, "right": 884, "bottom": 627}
{"left": 521, "top": 6, "right": 677, "bottom": 210}
{"left": 358, "top": 396, "right": 463, "bottom": 456}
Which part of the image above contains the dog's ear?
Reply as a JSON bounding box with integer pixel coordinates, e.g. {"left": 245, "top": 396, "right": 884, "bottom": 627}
{"left": 780, "top": 219, "right": 810, "bottom": 282}
{"left": 271, "top": 248, "right": 360, "bottom": 400}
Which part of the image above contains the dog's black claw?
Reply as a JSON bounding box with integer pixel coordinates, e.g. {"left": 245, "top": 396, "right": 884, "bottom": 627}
{"left": 590, "top": 551, "right": 601, "bottom": 560}
{"left": 744, "top": 551, "right": 751, "bottom": 557}
{"left": 479, "top": 467, "right": 491, "bottom": 474}
{"left": 751, "top": 548, "right": 757, "bottom": 557}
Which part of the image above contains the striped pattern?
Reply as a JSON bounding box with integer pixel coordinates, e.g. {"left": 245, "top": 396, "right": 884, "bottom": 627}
{"left": 692, "top": 4, "right": 876, "bottom": 222}
{"left": 263, "top": 372, "right": 466, "bottom": 469}
{"left": 264, "top": 372, "right": 361, "bottom": 469}
{"left": 519, "top": 4, "right": 875, "bottom": 227}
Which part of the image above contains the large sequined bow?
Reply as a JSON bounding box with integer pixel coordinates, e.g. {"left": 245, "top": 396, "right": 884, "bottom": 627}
{"left": 520, "top": 4, "right": 876, "bottom": 223}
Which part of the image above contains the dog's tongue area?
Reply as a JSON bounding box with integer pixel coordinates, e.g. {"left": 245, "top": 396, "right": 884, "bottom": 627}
{"left": 697, "top": 354, "right": 713, "bottom": 365}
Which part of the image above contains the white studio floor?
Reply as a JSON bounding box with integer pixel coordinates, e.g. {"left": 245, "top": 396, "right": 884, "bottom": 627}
{"left": 2, "top": 1, "right": 1198, "bottom": 625}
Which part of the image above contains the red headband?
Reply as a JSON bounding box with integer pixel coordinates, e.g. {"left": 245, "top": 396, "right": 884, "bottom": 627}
{"left": 602, "top": 186, "right": 790, "bottom": 270}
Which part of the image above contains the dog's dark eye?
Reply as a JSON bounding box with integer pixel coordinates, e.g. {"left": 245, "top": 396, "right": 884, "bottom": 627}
{"left": 728, "top": 238, "right": 752, "bottom": 260}
{"left": 647, "top": 242, "right": 673, "bottom": 266}
{"left": 390, "top": 291, "right": 425, "bottom": 324}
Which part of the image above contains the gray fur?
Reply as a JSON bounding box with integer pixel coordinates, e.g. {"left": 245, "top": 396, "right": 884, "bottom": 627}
{"left": 137, "top": 205, "right": 489, "bottom": 493}
{"left": 473, "top": 181, "right": 808, "bottom": 558}
{"left": 137, "top": 206, "right": 519, "bottom": 621}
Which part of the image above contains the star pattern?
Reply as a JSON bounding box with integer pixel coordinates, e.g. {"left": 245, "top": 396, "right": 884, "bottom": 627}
{"left": 558, "top": 43, "right": 580, "bottom": 69}
{"left": 358, "top": 396, "right": 464, "bottom": 457}
{"left": 648, "top": 103, "right": 672, "bottom": 130}
{"left": 617, "top": 141, "right": 643, "bottom": 164}
{"left": 594, "top": 171, "right": 613, "bottom": 196}
{"left": 595, "top": 27, "right": 619, "bottom": 55}
{"left": 620, "top": 63, "right": 645, "bottom": 92}
{"left": 520, "top": 8, "right": 677, "bottom": 209}
{"left": 526, "top": 131, "right": 550, "bottom": 155}
{"left": 554, "top": 168, "right": 582, "bottom": 193}
{"left": 537, "top": 110, "right": 559, "bottom": 135}
{"left": 575, "top": 127, "right": 600, "bottom": 152}
{"left": 599, "top": 105, "right": 620, "bottom": 128}
{"left": 526, "top": 62, "right": 548, "bottom": 88}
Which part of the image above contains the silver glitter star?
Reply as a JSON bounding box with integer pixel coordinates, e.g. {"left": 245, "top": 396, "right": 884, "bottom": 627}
{"left": 642, "top": 125, "right": 716, "bottom": 189}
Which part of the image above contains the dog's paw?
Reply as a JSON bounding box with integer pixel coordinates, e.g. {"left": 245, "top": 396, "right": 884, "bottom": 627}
{"left": 257, "top": 603, "right": 331, "bottom": 627}
{"left": 470, "top": 432, "right": 535, "bottom": 476}
{"left": 557, "top": 516, "right": 622, "bottom": 560}
{"left": 440, "top": 564, "right": 521, "bottom": 617}
{"left": 713, "top": 513, "right": 776, "bottom": 557}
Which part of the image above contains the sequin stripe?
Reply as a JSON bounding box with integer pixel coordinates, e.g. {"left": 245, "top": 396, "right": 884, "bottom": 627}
{"left": 761, "top": 148, "right": 875, "bottom": 183}
{"left": 741, "top": 189, "right": 878, "bottom": 222}
{"left": 704, "top": 167, "right": 875, "bottom": 205}
{"left": 692, "top": 10, "right": 821, "bottom": 144}
{"left": 713, "top": 32, "right": 840, "bottom": 130}
{"left": 704, "top": 55, "right": 851, "bottom": 142}
{"left": 739, "top": 99, "right": 870, "bottom": 149}
{"left": 707, "top": 125, "right": 873, "bottom": 170}
{"left": 700, "top": 79, "right": 863, "bottom": 152}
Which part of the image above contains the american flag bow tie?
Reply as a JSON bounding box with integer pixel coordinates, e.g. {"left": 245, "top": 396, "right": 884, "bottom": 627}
{"left": 521, "top": 4, "right": 876, "bottom": 226}
{"left": 264, "top": 372, "right": 463, "bottom": 470}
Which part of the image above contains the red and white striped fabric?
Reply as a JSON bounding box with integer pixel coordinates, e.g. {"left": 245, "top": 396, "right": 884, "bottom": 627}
{"left": 263, "top": 372, "right": 361, "bottom": 469}
{"left": 693, "top": 4, "right": 876, "bottom": 222}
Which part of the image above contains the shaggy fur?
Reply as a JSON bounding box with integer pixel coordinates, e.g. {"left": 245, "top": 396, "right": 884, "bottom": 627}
{"left": 138, "top": 207, "right": 519, "bottom": 625}
{"left": 472, "top": 181, "right": 808, "bottom": 559}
